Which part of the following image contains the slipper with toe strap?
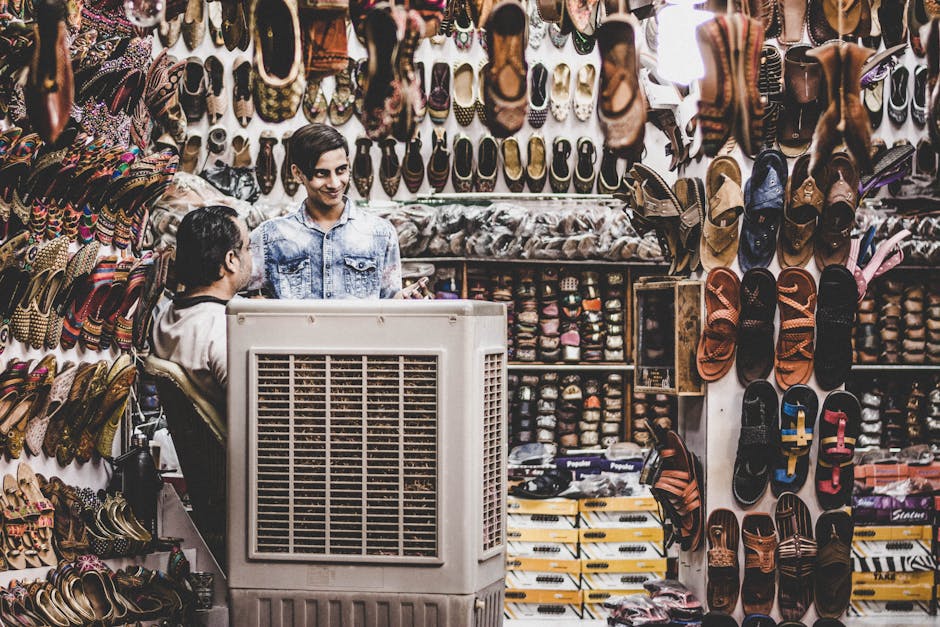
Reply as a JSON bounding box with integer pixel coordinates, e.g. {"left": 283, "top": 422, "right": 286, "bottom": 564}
{"left": 772, "top": 384, "right": 817, "bottom": 497}
{"left": 733, "top": 380, "right": 778, "bottom": 506}
{"left": 775, "top": 492, "right": 816, "bottom": 622}
{"left": 814, "top": 510, "right": 853, "bottom": 619}
{"left": 742, "top": 513, "right": 777, "bottom": 615}
{"left": 815, "top": 391, "right": 861, "bottom": 510}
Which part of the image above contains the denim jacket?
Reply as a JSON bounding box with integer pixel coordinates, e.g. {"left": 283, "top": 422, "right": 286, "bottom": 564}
{"left": 248, "top": 199, "right": 401, "bottom": 299}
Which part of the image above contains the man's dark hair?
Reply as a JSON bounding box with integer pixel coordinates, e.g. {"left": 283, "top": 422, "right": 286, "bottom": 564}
{"left": 291, "top": 123, "right": 349, "bottom": 177}
{"left": 175, "top": 205, "right": 242, "bottom": 289}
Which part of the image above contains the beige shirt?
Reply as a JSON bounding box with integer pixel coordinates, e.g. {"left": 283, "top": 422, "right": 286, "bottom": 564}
{"left": 151, "top": 295, "right": 228, "bottom": 408}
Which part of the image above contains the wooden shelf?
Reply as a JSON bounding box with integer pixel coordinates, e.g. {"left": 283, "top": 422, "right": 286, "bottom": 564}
{"left": 851, "top": 364, "right": 940, "bottom": 371}
{"left": 508, "top": 362, "right": 635, "bottom": 372}
{"left": 0, "top": 548, "right": 196, "bottom": 589}
{"left": 403, "top": 257, "right": 668, "bottom": 267}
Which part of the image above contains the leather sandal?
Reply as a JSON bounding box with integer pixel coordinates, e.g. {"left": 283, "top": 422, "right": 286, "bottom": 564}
{"left": 815, "top": 390, "right": 861, "bottom": 509}
{"left": 733, "top": 380, "right": 778, "bottom": 506}
{"left": 737, "top": 268, "right": 776, "bottom": 383}
{"left": 814, "top": 511, "right": 853, "bottom": 619}
{"left": 597, "top": 8, "right": 645, "bottom": 159}
{"left": 629, "top": 162, "right": 685, "bottom": 273}
{"left": 772, "top": 384, "right": 817, "bottom": 496}
{"left": 740, "top": 148, "right": 787, "bottom": 272}
{"left": 775, "top": 492, "right": 816, "bottom": 622}
{"left": 697, "top": 267, "right": 741, "bottom": 382}
{"left": 814, "top": 265, "right": 857, "bottom": 390}
{"left": 696, "top": 15, "right": 735, "bottom": 156}
{"left": 775, "top": 267, "right": 816, "bottom": 388}
{"left": 706, "top": 509, "right": 739, "bottom": 614}
{"left": 741, "top": 513, "right": 777, "bottom": 616}
{"left": 815, "top": 152, "right": 858, "bottom": 270}
{"left": 779, "top": 154, "right": 821, "bottom": 268}
{"left": 649, "top": 430, "right": 704, "bottom": 551}
{"left": 778, "top": 0, "right": 808, "bottom": 43}
{"left": 778, "top": 44, "right": 823, "bottom": 158}
{"left": 483, "top": 0, "right": 528, "bottom": 137}
{"left": 701, "top": 156, "right": 743, "bottom": 271}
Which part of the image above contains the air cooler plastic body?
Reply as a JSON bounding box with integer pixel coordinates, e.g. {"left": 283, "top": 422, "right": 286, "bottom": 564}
{"left": 226, "top": 300, "right": 507, "bottom": 627}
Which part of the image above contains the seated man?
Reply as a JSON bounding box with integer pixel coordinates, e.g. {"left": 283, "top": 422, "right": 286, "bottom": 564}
{"left": 248, "top": 123, "right": 404, "bottom": 299}
{"left": 152, "top": 205, "right": 251, "bottom": 408}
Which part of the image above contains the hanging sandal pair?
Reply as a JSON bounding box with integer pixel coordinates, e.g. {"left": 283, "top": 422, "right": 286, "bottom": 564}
{"left": 645, "top": 429, "right": 704, "bottom": 551}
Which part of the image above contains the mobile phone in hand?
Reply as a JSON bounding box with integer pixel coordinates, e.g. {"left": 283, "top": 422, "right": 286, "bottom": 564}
{"left": 400, "top": 277, "right": 432, "bottom": 300}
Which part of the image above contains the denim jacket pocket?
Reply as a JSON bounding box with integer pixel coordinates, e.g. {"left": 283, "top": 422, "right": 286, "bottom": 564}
{"left": 275, "top": 257, "right": 312, "bottom": 298}
{"left": 343, "top": 256, "right": 379, "bottom": 298}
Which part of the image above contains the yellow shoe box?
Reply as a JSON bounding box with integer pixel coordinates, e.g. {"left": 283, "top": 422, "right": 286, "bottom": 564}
{"left": 506, "top": 570, "right": 580, "bottom": 591}
{"left": 503, "top": 590, "right": 582, "bottom": 620}
{"left": 579, "top": 541, "right": 666, "bottom": 560}
{"left": 581, "top": 558, "right": 668, "bottom": 573}
{"left": 581, "top": 572, "right": 666, "bottom": 590}
{"left": 580, "top": 510, "right": 663, "bottom": 529}
{"left": 507, "top": 541, "right": 578, "bottom": 560}
{"left": 508, "top": 527, "right": 579, "bottom": 544}
{"left": 848, "top": 600, "right": 932, "bottom": 617}
{"left": 853, "top": 572, "right": 935, "bottom": 587}
{"left": 508, "top": 512, "right": 578, "bottom": 530}
{"left": 508, "top": 496, "right": 579, "bottom": 516}
{"left": 579, "top": 496, "right": 659, "bottom": 513}
{"left": 506, "top": 556, "right": 581, "bottom": 574}
{"left": 579, "top": 527, "right": 665, "bottom": 544}
{"left": 850, "top": 582, "right": 934, "bottom": 601}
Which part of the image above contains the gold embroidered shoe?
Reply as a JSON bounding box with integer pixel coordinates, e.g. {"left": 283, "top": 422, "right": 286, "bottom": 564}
{"left": 251, "top": 0, "right": 306, "bottom": 123}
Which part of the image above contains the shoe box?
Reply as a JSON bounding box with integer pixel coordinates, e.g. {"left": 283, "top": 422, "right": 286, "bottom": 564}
{"left": 856, "top": 461, "right": 940, "bottom": 491}
{"left": 506, "top": 496, "right": 581, "bottom": 578}
{"left": 851, "top": 571, "right": 935, "bottom": 602}
{"left": 851, "top": 524, "right": 937, "bottom": 571}
{"left": 503, "top": 589, "right": 583, "bottom": 620}
{"left": 579, "top": 573, "right": 665, "bottom": 620}
{"left": 852, "top": 494, "right": 935, "bottom": 525}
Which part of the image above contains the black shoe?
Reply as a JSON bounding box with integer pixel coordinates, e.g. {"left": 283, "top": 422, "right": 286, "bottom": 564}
{"left": 573, "top": 137, "right": 596, "bottom": 194}
{"left": 452, "top": 133, "right": 474, "bottom": 193}
{"left": 526, "top": 134, "right": 547, "bottom": 192}
{"left": 427, "top": 128, "right": 450, "bottom": 192}
{"left": 888, "top": 65, "right": 909, "bottom": 125}
{"left": 402, "top": 135, "right": 425, "bottom": 194}
{"left": 476, "top": 134, "right": 498, "bottom": 192}
{"left": 352, "top": 136, "right": 373, "bottom": 198}
{"left": 379, "top": 138, "right": 401, "bottom": 197}
{"left": 912, "top": 64, "right": 927, "bottom": 127}
{"left": 181, "top": 57, "right": 207, "bottom": 123}
{"left": 549, "top": 137, "right": 572, "bottom": 193}
{"left": 596, "top": 147, "right": 622, "bottom": 194}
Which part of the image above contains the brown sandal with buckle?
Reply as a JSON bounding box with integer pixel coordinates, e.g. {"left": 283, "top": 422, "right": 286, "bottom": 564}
{"left": 779, "top": 154, "right": 821, "bottom": 268}
{"left": 651, "top": 430, "right": 704, "bottom": 551}
{"left": 697, "top": 267, "right": 741, "bottom": 382}
{"left": 775, "top": 267, "right": 816, "bottom": 389}
{"left": 702, "top": 156, "right": 744, "bottom": 271}
{"left": 775, "top": 492, "right": 817, "bottom": 621}
{"left": 814, "top": 510, "right": 853, "bottom": 619}
{"left": 742, "top": 513, "right": 777, "bottom": 615}
{"left": 707, "top": 508, "right": 740, "bottom": 613}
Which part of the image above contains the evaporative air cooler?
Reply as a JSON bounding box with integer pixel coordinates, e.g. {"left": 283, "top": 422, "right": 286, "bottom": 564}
{"left": 226, "top": 300, "right": 507, "bottom": 627}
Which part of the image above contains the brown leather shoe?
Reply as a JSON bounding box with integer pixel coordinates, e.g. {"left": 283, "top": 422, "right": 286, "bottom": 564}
{"left": 731, "top": 13, "right": 766, "bottom": 157}
{"left": 182, "top": 0, "right": 206, "bottom": 50}
{"left": 281, "top": 131, "right": 300, "bottom": 197}
{"left": 483, "top": 0, "right": 528, "bottom": 137}
{"left": 232, "top": 55, "right": 254, "bottom": 127}
{"left": 779, "top": 154, "right": 821, "bottom": 268}
{"left": 220, "top": 0, "right": 249, "bottom": 51}
{"left": 778, "top": 44, "right": 822, "bottom": 158}
{"left": 352, "top": 136, "right": 374, "bottom": 198}
{"left": 697, "top": 15, "right": 735, "bottom": 156}
{"left": 255, "top": 131, "right": 277, "bottom": 196}
{"left": 24, "top": 0, "right": 73, "bottom": 144}
{"left": 204, "top": 55, "right": 226, "bottom": 124}
{"left": 299, "top": 5, "right": 348, "bottom": 78}
{"left": 808, "top": 0, "right": 871, "bottom": 45}
{"left": 779, "top": 0, "right": 807, "bottom": 43}
{"left": 815, "top": 152, "right": 858, "bottom": 269}
{"left": 597, "top": 11, "right": 646, "bottom": 159}
{"left": 808, "top": 41, "right": 873, "bottom": 174}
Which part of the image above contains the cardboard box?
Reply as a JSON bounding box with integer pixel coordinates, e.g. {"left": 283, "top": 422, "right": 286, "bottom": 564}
{"left": 505, "top": 570, "right": 580, "bottom": 591}
{"left": 581, "top": 558, "right": 669, "bottom": 573}
{"left": 508, "top": 527, "right": 579, "bottom": 544}
{"left": 504, "top": 590, "right": 583, "bottom": 620}
{"left": 848, "top": 600, "right": 933, "bottom": 617}
{"left": 579, "top": 496, "right": 659, "bottom": 513}
{"left": 508, "top": 496, "right": 579, "bottom": 516}
{"left": 580, "top": 510, "right": 663, "bottom": 529}
{"left": 508, "top": 512, "right": 578, "bottom": 530}
{"left": 507, "top": 541, "right": 579, "bottom": 560}
{"left": 852, "top": 525, "right": 933, "bottom": 564}
{"left": 503, "top": 601, "right": 582, "bottom": 620}
{"left": 853, "top": 572, "right": 935, "bottom": 587}
{"left": 579, "top": 527, "right": 665, "bottom": 544}
{"left": 506, "top": 556, "right": 581, "bottom": 574}
{"left": 579, "top": 541, "right": 666, "bottom": 561}
{"left": 581, "top": 572, "right": 666, "bottom": 590}
{"left": 633, "top": 277, "right": 704, "bottom": 395}
{"left": 851, "top": 583, "right": 934, "bottom": 601}
{"left": 853, "top": 495, "right": 934, "bottom": 526}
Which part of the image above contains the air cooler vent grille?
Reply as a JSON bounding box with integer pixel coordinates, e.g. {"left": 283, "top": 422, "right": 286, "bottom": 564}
{"left": 253, "top": 353, "right": 439, "bottom": 561}
{"left": 482, "top": 353, "right": 504, "bottom": 553}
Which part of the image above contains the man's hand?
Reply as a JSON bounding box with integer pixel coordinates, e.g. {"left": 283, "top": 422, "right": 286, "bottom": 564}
{"left": 396, "top": 277, "right": 431, "bottom": 299}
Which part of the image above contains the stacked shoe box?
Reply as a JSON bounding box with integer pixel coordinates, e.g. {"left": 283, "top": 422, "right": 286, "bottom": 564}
{"left": 505, "top": 496, "right": 582, "bottom": 620}
{"left": 851, "top": 462, "right": 937, "bottom": 618}
{"left": 514, "top": 270, "right": 539, "bottom": 362}
{"left": 579, "top": 493, "right": 668, "bottom": 620}
{"left": 490, "top": 271, "right": 515, "bottom": 359}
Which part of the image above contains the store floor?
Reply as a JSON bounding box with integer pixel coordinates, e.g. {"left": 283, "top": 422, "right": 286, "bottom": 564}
{"left": 505, "top": 619, "right": 940, "bottom": 625}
